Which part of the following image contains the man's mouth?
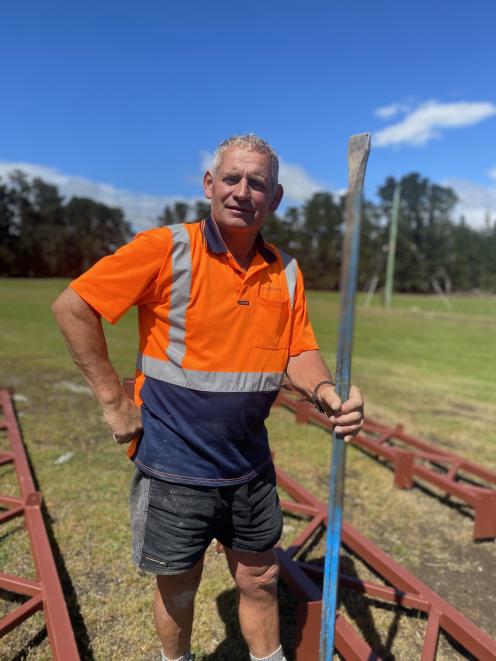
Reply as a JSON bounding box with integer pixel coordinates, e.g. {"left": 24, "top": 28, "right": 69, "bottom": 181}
{"left": 226, "top": 206, "right": 254, "bottom": 213}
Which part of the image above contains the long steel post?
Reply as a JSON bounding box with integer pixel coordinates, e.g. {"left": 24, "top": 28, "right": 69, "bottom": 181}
{"left": 319, "top": 133, "right": 371, "bottom": 660}
{"left": 384, "top": 184, "right": 401, "bottom": 308}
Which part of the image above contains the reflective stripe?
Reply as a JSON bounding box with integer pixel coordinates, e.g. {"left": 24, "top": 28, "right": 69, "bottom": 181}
{"left": 166, "top": 224, "right": 192, "bottom": 365}
{"left": 137, "top": 353, "right": 283, "bottom": 392}
{"left": 279, "top": 249, "right": 298, "bottom": 309}
{"left": 142, "top": 225, "right": 295, "bottom": 389}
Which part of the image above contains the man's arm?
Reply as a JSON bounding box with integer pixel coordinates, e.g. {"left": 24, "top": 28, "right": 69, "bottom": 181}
{"left": 52, "top": 287, "right": 141, "bottom": 443}
{"left": 285, "top": 349, "right": 363, "bottom": 441}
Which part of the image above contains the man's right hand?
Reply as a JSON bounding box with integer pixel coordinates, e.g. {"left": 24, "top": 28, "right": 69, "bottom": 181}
{"left": 102, "top": 394, "right": 142, "bottom": 444}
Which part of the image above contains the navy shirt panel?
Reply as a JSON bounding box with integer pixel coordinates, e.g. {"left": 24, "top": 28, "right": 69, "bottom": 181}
{"left": 132, "top": 376, "right": 277, "bottom": 486}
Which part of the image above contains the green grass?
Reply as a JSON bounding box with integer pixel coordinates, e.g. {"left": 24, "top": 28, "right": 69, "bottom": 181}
{"left": 1, "top": 279, "right": 495, "bottom": 660}
{"left": 307, "top": 290, "right": 496, "bottom": 463}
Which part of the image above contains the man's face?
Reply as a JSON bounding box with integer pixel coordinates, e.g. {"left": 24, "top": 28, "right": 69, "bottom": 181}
{"left": 203, "top": 146, "right": 283, "bottom": 236}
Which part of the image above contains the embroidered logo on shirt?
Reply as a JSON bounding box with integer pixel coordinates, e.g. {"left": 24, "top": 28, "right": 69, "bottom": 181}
{"left": 260, "top": 285, "right": 283, "bottom": 298}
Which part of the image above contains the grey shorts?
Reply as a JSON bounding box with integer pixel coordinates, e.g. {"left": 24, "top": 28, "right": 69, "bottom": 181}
{"left": 130, "top": 463, "right": 283, "bottom": 575}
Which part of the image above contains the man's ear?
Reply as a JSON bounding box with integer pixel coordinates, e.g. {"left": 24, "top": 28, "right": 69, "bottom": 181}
{"left": 203, "top": 171, "right": 213, "bottom": 200}
{"left": 269, "top": 184, "right": 284, "bottom": 212}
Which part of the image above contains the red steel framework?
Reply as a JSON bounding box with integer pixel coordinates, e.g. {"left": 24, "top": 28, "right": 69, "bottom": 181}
{"left": 0, "top": 388, "right": 80, "bottom": 659}
{"left": 275, "top": 388, "right": 496, "bottom": 540}
{"left": 275, "top": 463, "right": 496, "bottom": 660}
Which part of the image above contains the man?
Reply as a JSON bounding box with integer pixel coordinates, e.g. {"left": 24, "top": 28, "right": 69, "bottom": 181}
{"left": 52, "top": 134, "right": 364, "bottom": 661}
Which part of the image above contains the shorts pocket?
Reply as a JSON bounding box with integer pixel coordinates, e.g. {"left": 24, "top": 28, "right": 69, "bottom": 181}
{"left": 149, "top": 480, "right": 198, "bottom": 512}
{"left": 254, "top": 297, "right": 290, "bottom": 350}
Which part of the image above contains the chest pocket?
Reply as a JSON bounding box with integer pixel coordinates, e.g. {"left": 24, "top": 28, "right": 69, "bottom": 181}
{"left": 254, "top": 297, "right": 290, "bottom": 350}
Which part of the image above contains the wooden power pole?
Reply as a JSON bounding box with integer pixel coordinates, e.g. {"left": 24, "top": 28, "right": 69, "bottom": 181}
{"left": 384, "top": 184, "right": 401, "bottom": 308}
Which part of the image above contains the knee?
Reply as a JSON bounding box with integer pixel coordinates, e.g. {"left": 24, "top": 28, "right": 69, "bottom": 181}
{"left": 170, "top": 587, "right": 198, "bottom": 610}
{"left": 156, "top": 574, "right": 201, "bottom": 613}
{"left": 236, "top": 562, "right": 280, "bottom": 597}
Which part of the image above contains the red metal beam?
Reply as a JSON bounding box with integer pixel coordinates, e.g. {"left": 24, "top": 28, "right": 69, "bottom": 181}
{"left": 0, "top": 595, "right": 44, "bottom": 637}
{"left": 0, "top": 388, "right": 80, "bottom": 659}
{"left": 0, "top": 573, "right": 43, "bottom": 597}
{"left": 274, "top": 389, "right": 496, "bottom": 539}
{"left": 277, "top": 551, "right": 377, "bottom": 661}
{"left": 421, "top": 609, "right": 441, "bottom": 661}
{"left": 275, "top": 464, "right": 496, "bottom": 660}
{"left": 297, "top": 562, "right": 430, "bottom": 611}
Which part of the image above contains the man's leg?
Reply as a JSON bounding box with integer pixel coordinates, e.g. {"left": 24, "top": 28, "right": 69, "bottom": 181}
{"left": 224, "top": 547, "right": 284, "bottom": 660}
{"left": 130, "top": 470, "right": 216, "bottom": 659}
{"left": 153, "top": 557, "right": 204, "bottom": 660}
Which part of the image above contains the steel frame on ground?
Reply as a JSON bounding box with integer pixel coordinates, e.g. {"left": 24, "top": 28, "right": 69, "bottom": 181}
{"left": 275, "top": 389, "right": 496, "bottom": 540}
{"left": 0, "top": 388, "right": 80, "bottom": 659}
{"left": 275, "top": 464, "right": 496, "bottom": 660}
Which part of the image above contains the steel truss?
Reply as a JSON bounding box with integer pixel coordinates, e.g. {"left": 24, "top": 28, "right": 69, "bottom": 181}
{"left": 275, "top": 389, "right": 496, "bottom": 540}
{"left": 0, "top": 388, "right": 79, "bottom": 659}
{"left": 275, "top": 464, "right": 496, "bottom": 660}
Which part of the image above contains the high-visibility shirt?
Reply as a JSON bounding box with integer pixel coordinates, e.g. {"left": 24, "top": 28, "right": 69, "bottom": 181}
{"left": 71, "top": 215, "right": 319, "bottom": 486}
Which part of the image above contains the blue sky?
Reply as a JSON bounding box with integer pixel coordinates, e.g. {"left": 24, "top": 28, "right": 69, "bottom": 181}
{"left": 1, "top": 1, "right": 495, "bottom": 229}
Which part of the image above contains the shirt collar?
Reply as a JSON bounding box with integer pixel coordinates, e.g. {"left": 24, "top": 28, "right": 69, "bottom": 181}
{"left": 203, "top": 214, "right": 277, "bottom": 263}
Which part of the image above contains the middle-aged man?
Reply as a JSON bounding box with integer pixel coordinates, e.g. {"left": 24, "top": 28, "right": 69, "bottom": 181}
{"left": 52, "top": 134, "right": 364, "bottom": 661}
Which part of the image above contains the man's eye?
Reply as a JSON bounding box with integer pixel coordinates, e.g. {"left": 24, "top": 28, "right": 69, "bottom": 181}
{"left": 249, "top": 179, "right": 266, "bottom": 191}
{"left": 224, "top": 176, "right": 239, "bottom": 185}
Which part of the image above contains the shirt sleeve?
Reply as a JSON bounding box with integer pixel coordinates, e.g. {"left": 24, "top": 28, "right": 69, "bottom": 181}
{"left": 289, "top": 264, "right": 320, "bottom": 356}
{"left": 70, "top": 228, "right": 172, "bottom": 324}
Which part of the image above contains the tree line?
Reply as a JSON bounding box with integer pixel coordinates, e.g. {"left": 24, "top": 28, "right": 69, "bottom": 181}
{"left": 1, "top": 169, "right": 496, "bottom": 292}
{"left": 0, "top": 171, "right": 132, "bottom": 277}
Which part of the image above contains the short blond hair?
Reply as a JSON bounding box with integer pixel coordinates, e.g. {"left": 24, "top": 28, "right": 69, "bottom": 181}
{"left": 211, "top": 134, "right": 279, "bottom": 189}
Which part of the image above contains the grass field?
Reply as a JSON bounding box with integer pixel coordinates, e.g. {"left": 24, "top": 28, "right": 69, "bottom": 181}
{"left": 1, "top": 279, "right": 495, "bottom": 660}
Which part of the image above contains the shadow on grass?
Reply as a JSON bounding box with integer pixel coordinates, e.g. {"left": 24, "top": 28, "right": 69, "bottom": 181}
{"left": 0, "top": 523, "right": 25, "bottom": 544}
{"left": 8, "top": 627, "right": 48, "bottom": 661}
{"left": 202, "top": 583, "right": 297, "bottom": 661}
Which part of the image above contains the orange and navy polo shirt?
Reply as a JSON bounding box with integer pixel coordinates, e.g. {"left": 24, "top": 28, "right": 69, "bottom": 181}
{"left": 71, "top": 215, "right": 319, "bottom": 486}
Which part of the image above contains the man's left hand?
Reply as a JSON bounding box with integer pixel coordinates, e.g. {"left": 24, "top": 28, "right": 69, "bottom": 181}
{"left": 317, "top": 384, "right": 364, "bottom": 442}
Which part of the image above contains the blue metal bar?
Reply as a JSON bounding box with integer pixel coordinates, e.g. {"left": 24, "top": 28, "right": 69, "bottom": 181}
{"left": 319, "top": 133, "right": 371, "bottom": 660}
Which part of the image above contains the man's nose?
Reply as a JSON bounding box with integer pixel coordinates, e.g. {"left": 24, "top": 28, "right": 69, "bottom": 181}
{"left": 234, "top": 177, "right": 250, "bottom": 199}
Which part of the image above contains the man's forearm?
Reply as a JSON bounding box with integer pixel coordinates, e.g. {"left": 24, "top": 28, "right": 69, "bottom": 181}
{"left": 53, "top": 287, "right": 141, "bottom": 443}
{"left": 52, "top": 287, "right": 124, "bottom": 407}
{"left": 285, "top": 350, "right": 334, "bottom": 400}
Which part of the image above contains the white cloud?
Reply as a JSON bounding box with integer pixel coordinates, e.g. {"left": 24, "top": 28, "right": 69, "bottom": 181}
{"left": 200, "top": 151, "right": 327, "bottom": 203}
{"left": 444, "top": 177, "right": 496, "bottom": 227}
{"left": 488, "top": 166, "right": 496, "bottom": 181}
{"left": 0, "top": 161, "right": 198, "bottom": 231}
{"left": 279, "top": 159, "right": 326, "bottom": 201}
{"left": 200, "top": 150, "right": 214, "bottom": 172}
{"left": 374, "top": 100, "right": 496, "bottom": 148}
{"left": 374, "top": 102, "right": 411, "bottom": 119}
